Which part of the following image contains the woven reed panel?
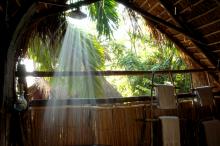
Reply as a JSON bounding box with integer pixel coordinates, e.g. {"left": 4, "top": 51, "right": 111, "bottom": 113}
{"left": 21, "top": 104, "right": 149, "bottom": 146}
{"left": 22, "top": 101, "right": 217, "bottom": 146}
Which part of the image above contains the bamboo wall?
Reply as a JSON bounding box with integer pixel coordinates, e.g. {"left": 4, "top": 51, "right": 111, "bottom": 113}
{"left": 20, "top": 99, "right": 219, "bottom": 146}
{"left": 21, "top": 103, "right": 151, "bottom": 146}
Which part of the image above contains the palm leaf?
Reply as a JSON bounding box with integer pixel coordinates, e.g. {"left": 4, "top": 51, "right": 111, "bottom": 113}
{"left": 88, "top": 0, "right": 119, "bottom": 38}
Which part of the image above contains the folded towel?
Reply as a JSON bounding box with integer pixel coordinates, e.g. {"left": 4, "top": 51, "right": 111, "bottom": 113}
{"left": 202, "top": 120, "right": 220, "bottom": 146}
{"left": 155, "top": 84, "right": 176, "bottom": 109}
{"left": 159, "top": 116, "right": 181, "bottom": 146}
{"left": 195, "top": 86, "right": 213, "bottom": 107}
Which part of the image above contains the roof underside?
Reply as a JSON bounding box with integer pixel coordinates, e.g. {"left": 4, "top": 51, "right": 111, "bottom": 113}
{"left": 126, "top": 0, "right": 220, "bottom": 69}
{"left": 0, "top": 0, "right": 220, "bottom": 85}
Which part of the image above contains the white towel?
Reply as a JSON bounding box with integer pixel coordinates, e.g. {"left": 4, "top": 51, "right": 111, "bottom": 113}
{"left": 159, "top": 116, "right": 181, "bottom": 146}
{"left": 195, "top": 86, "right": 213, "bottom": 106}
{"left": 202, "top": 120, "right": 220, "bottom": 146}
{"left": 155, "top": 84, "right": 177, "bottom": 109}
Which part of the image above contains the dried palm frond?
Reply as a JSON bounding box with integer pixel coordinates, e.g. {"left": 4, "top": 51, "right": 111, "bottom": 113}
{"left": 145, "top": 20, "right": 167, "bottom": 46}
{"left": 27, "top": 78, "right": 51, "bottom": 100}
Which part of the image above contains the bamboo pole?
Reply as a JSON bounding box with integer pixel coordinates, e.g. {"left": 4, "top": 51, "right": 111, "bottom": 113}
{"left": 15, "top": 69, "right": 218, "bottom": 77}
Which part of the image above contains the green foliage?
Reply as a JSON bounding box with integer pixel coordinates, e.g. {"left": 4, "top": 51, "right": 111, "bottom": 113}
{"left": 83, "top": 33, "right": 105, "bottom": 70}
{"left": 28, "top": 36, "right": 61, "bottom": 71}
{"left": 28, "top": 28, "right": 105, "bottom": 71}
{"left": 27, "top": 3, "right": 191, "bottom": 98}
{"left": 27, "top": 26, "right": 106, "bottom": 98}
{"left": 105, "top": 38, "right": 191, "bottom": 96}
{"left": 88, "top": 0, "right": 119, "bottom": 38}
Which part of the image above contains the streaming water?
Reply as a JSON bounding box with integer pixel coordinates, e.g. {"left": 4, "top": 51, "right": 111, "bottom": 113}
{"left": 40, "top": 22, "right": 105, "bottom": 145}
{"left": 50, "top": 23, "right": 102, "bottom": 99}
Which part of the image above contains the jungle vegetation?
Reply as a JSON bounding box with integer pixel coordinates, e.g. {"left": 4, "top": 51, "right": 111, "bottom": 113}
{"left": 26, "top": 0, "right": 191, "bottom": 97}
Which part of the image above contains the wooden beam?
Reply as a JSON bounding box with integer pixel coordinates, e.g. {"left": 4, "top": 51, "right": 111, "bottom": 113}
{"left": 148, "top": 2, "right": 160, "bottom": 13}
{"left": 212, "top": 50, "right": 220, "bottom": 53}
{"left": 15, "top": 69, "right": 219, "bottom": 78}
{"left": 29, "top": 96, "right": 154, "bottom": 107}
{"left": 153, "top": 24, "right": 208, "bottom": 68}
{"left": 197, "top": 19, "right": 220, "bottom": 30}
{"left": 187, "top": 46, "right": 197, "bottom": 49}
{"left": 156, "top": 9, "right": 167, "bottom": 17}
{"left": 208, "top": 41, "right": 220, "bottom": 46}
{"left": 178, "top": 0, "right": 204, "bottom": 14}
{"left": 213, "top": 0, "right": 220, "bottom": 7}
{"left": 116, "top": 0, "right": 206, "bottom": 47}
{"left": 140, "top": 0, "right": 149, "bottom": 8}
{"left": 159, "top": 0, "right": 218, "bottom": 67}
{"left": 149, "top": 20, "right": 220, "bottom": 85}
{"left": 187, "top": 7, "right": 217, "bottom": 23}
{"left": 166, "top": 0, "right": 205, "bottom": 22}
{"left": 204, "top": 30, "right": 220, "bottom": 38}
{"left": 173, "top": 0, "right": 182, "bottom": 5}
{"left": 28, "top": 92, "right": 197, "bottom": 107}
{"left": 158, "top": 0, "right": 220, "bottom": 85}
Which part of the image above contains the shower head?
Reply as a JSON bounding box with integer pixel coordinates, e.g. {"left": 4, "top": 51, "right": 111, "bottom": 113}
{"left": 38, "top": 1, "right": 88, "bottom": 19}
{"left": 67, "top": 8, "right": 87, "bottom": 19}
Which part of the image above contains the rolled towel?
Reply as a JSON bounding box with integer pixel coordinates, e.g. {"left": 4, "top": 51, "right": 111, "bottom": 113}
{"left": 159, "top": 116, "right": 181, "bottom": 146}
{"left": 195, "top": 86, "right": 213, "bottom": 107}
{"left": 155, "top": 84, "right": 177, "bottom": 109}
{"left": 202, "top": 120, "right": 220, "bottom": 146}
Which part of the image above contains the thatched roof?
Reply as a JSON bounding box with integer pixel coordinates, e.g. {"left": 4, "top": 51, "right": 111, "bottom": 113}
{"left": 1, "top": 0, "right": 220, "bottom": 89}
{"left": 27, "top": 77, "right": 122, "bottom": 99}
{"left": 122, "top": 0, "right": 220, "bottom": 70}
{"left": 117, "top": 0, "right": 220, "bottom": 89}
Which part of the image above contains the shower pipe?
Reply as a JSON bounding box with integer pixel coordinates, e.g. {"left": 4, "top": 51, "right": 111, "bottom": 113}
{"left": 15, "top": 68, "right": 219, "bottom": 77}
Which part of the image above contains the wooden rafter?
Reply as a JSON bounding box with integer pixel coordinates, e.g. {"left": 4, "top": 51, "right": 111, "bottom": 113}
{"left": 116, "top": 0, "right": 208, "bottom": 51}
{"left": 159, "top": 0, "right": 219, "bottom": 67}
{"left": 197, "top": 19, "right": 220, "bottom": 30}
{"left": 153, "top": 23, "right": 207, "bottom": 69}
{"left": 204, "top": 30, "right": 220, "bottom": 38}
{"left": 213, "top": 0, "right": 220, "bottom": 7}
{"left": 158, "top": 0, "right": 220, "bottom": 85}
{"left": 187, "top": 6, "right": 218, "bottom": 23}
{"left": 148, "top": 2, "right": 160, "bottom": 13}
{"left": 166, "top": 0, "right": 205, "bottom": 22}
{"left": 177, "top": 0, "right": 204, "bottom": 15}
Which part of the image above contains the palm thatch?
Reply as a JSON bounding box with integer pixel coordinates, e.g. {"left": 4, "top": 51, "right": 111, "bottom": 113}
{"left": 0, "top": 0, "right": 220, "bottom": 146}
{"left": 1, "top": 0, "right": 220, "bottom": 95}
{"left": 117, "top": 0, "right": 220, "bottom": 91}
{"left": 27, "top": 78, "right": 51, "bottom": 100}
{"left": 27, "top": 77, "right": 122, "bottom": 99}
